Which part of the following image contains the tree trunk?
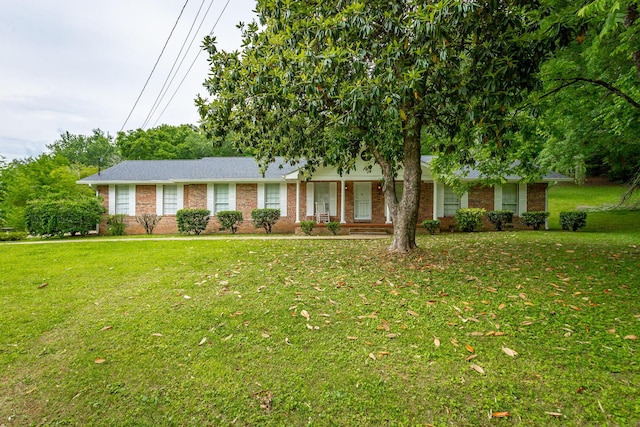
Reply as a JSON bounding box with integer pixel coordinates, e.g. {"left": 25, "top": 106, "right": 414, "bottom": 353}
{"left": 381, "top": 131, "right": 422, "bottom": 253}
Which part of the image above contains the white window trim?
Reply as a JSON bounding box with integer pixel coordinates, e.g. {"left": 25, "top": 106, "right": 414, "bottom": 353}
{"left": 494, "top": 184, "right": 503, "bottom": 211}
{"left": 257, "top": 183, "right": 265, "bottom": 209}
{"left": 128, "top": 184, "right": 136, "bottom": 216}
{"left": 518, "top": 183, "right": 527, "bottom": 215}
{"left": 108, "top": 185, "right": 116, "bottom": 215}
{"left": 156, "top": 185, "right": 163, "bottom": 215}
{"left": 279, "top": 183, "right": 288, "bottom": 217}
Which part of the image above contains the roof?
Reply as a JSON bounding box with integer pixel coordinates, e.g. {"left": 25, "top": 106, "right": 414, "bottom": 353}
{"left": 78, "top": 155, "right": 571, "bottom": 185}
{"left": 78, "top": 157, "right": 300, "bottom": 184}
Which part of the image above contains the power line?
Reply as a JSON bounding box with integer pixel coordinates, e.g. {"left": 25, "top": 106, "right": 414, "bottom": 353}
{"left": 152, "top": 0, "right": 231, "bottom": 127}
{"left": 141, "top": 0, "right": 212, "bottom": 129}
{"left": 119, "top": 0, "right": 190, "bottom": 133}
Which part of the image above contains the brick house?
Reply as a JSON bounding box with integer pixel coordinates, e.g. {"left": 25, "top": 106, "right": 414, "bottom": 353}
{"left": 77, "top": 156, "right": 570, "bottom": 235}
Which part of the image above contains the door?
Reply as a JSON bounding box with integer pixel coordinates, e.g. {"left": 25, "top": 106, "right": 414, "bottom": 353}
{"left": 354, "top": 182, "right": 371, "bottom": 220}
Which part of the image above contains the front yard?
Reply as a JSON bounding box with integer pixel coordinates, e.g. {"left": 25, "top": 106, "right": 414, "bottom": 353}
{"left": 1, "top": 228, "right": 638, "bottom": 425}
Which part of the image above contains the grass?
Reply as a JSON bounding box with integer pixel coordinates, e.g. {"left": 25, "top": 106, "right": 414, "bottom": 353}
{"left": 1, "top": 185, "right": 639, "bottom": 426}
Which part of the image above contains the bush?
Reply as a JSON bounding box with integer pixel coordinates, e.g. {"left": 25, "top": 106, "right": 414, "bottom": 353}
{"left": 421, "top": 219, "right": 441, "bottom": 235}
{"left": 107, "top": 214, "right": 127, "bottom": 236}
{"left": 326, "top": 221, "right": 341, "bottom": 235}
{"left": 251, "top": 208, "right": 280, "bottom": 234}
{"left": 560, "top": 211, "right": 587, "bottom": 231}
{"left": 135, "top": 214, "right": 162, "bottom": 235}
{"left": 521, "top": 211, "right": 550, "bottom": 230}
{"left": 217, "top": 210, "right": 243, "bottom": 234}
{"left": 455, "top": 208, "right": 486, "bottom": 232}
{"left": 0, "top": 231, "right": 28, "bottom": 241}
{"left": 487, "top": 210, "right": 514, "bottom": 231}
{"left": 25, "top": 198, "right": 105, "bottom": 237}
{"left": 176, "top": 209, "right": 211, "bottom": 235}
{"left": 300, "top": 220, "right": 316, "bottom": 235}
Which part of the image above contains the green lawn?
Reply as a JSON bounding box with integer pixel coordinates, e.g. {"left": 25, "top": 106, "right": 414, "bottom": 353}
{"left": 1, "top": 229, "right": 639, "bottom": 426}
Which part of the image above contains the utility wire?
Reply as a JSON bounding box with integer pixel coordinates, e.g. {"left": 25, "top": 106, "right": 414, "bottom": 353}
{"left": 152, "top": 0, "right": 231, "bottom": 127}
{"left": 119, "top": 0, "right": 190, "bottom": 133}
{"left": 141, "top": 0, "right": 212, "bottom": 129}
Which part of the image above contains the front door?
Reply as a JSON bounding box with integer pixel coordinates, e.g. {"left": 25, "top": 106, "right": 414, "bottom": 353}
{"left": 354, "top": 182, "right": 371, "bottom": 220}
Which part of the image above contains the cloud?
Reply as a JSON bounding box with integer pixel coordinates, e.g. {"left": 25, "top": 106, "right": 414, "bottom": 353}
{"left": 0, "top": 0, "right": 257, "bottom": 161}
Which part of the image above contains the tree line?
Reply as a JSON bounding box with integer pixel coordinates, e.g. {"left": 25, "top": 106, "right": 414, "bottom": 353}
{"left": 0, "top": 125, "right": 242, "bottom": 230}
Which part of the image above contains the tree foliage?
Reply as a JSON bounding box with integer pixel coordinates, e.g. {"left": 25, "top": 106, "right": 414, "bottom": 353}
{"left": 198, "top": 0, "right": 553, "bottom": 252}
{"left": 116, "top": 124, "right": 241, "bottom": 160}
{"left": 533, "top": 0, "right": 640, "bottom": 181}
{"left": 47, "top": 129, "right": 119, "bottom": 168}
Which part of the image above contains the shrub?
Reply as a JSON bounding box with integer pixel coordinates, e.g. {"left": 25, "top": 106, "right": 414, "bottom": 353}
{"left": 300, "top": 220, "right": 316, "bottom": 235}
{"left": 25, "top": 198, "right": 105, "bottom": 237}
{"left": 217, "top": 210, "right": 243, "bottom": 234}
{"left": 135, "top": 214, "right": 162, "bottom": 235}
{"left": 0, "top": 231, "right": 28, "bottom": 241}
{"left": 455, "top": 208, "right": 486, "bottom": 232}
{"left": 560, "top": 211, "right": 587, "bottom": 231}
{"left": 326, "top": 221, "right": 341, "bottom": 235}
{"left": 421, "top": 219, "right": 441, "bottom": 235}
{"left": 176, "top": 209, "right": 211, "bottom": 235}
{"left": 487, "top": 210, "right": 514, "bottom": 231}
{"left": 251, "top": 208, "right": 280, "bottom": 234}
{"left": 521, "top": 211, "right": 550, "bottom": 230}
{"left": 107, "top": 214, "right": 127, "bottom": 236}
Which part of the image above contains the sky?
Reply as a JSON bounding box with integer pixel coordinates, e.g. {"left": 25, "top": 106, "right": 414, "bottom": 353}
{"left": 0, "top": 0, "right": 257, "bottom": 161}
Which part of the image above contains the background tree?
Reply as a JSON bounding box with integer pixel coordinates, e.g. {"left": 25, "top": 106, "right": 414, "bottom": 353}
{"left": 0, "top": 155, "right": 96, "bottom": 230}
{"left": 198, "top": 0, "right": 553, "bottom": 252}
{"left": 116, "top": 124, "right": 241, "bottom": 160}
{"left": 47, "top": 129, "right": 120, "bottom": 168}
{"left": 532, "top": 0, "right": 639, "bottom": 182}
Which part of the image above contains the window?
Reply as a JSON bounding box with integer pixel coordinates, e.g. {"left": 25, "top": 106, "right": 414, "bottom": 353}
{"left": 265, "top": 184, "right": 280, "bottom": 209}
{"left": 214, "top": 184, "right": 229, "bottom": 214}
{"left": 115, "top": 185, "right": 129, "bottom": 215}
{"left": 314, "top": 182, "right": 330, "bottom": 212}
{"left": 443, "top": 185, "right": 460, "bottom": 216}
{"left": 163, "top": 185, "right": 178, "bottom": 215}
{"left": 502, "top": 183, "right": 518, "bottom": 214}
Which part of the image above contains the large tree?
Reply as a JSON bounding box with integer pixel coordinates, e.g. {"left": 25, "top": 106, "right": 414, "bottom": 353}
{"left": 198, "top": 0, "right": 553, "bottom": 252}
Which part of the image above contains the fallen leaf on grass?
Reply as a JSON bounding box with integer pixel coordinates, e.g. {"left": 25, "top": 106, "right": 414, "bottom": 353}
{"left": 545, "top": 411, "right": 563, "bottom": 417}
{"left": 470, "top": 331, "right": 484, "bottom": 336}
{"left": 100, "top": 326, "right": 113, "bottom": 331}
{"left": 465, "top": 354, "right": 478, "bottom": 362}
{"left": 407, "top": 310, "right": 420, "bottom": 317}
{"left": 347, "top": 336, "right": 358, "bottom": 340}
{"left": 433, "top": 337, "right": 441, "bottom": 348}
{"left": 285, "top": 337, "right": 291, "bottom": 345}
{"left": 198, "top": 337, "right": 207, "bottom": 346}
{"left": 465, "top": 344, "right": 475, "bottom": 353}
{"left": 502, "top": 346, "right": 518, "bottom": 357}
{"left": 494, "top": 331, "right": 506, "bottom": 336}
{"left": 450, "top": 338, "right": 459, "bottom": 347}
{"left": 94, "top": 358, "right": 106, "bottom": 364}
{"left": 378, "top": 351, "right": 390, "bottom": 357}
{"left": 261, "top": 333, "right": 270, "bottom": 338}
{"left": 377, "top": 319, "right": 390, "bottom": 331}
{"left": 38, "top": 283, "right": 49, "bottom": 289}
{"left": 369, "top": 352, "right": 376, "bottom": 361}
{"left": 386, "top": 333, "right": 399, "bottom": 339}
{"left": 492, "top": 411, "right": 510, "bottom": 418}
{"left": 152, "top": 333, "right": 163, "bottom": 337}
{"left": 300, "top": 310, "right": 310, "bottom": 321}
{"left": 624, "top": 335, "right": 638, "bottom": 340}
{"left": 498, "top": 303, "right": 506, "bottom": 310}
{"left": 470, "top": 364, "right": 485, "bottom": 374}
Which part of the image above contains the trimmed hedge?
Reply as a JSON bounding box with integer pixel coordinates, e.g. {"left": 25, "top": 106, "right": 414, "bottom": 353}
{"left": 560, "top": 211, "right": 587, "bottom": 231}
{"left": 521, "top": 211, "right": 550, "bottom": 230}
{"left": 176, "top": 209, "right": 211, "bottom": 235}
{"left": 487, "top": 210, "right": 514, "bottom": 231}
{"left": 455, "top": 208, "right": 486, "bottom": 232}
{"left": 251, "top": 208, "right": 280, "bottom": 234}
{"left": 25, "top": 198, "right": 105, "bottom": 237}
{"left": 217, "top": 210, "right": 243, "bottom": 234}
{"left": 107, "top": 214, "right": 126, "bottom": 236}
{"left": 0, "top": 232, "right": 28, "bottom": 241}
{"left": 326, "top": 221, "right": 341, "bottom": 235}
{"left": 421, "top": 219, "right": 440, "bottom": 235}
{"left": 300, "top": 220, "right": 315, "bottom": 235}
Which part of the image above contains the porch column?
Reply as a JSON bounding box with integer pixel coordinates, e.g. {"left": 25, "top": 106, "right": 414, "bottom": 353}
{"left": 433, "top": 183, "right": 438, "bottom": 220}
{"left": 340, "top": 179, "right": 346, "bottom": 223}
{"left": 295, "top": 181, "right": 301, "bottom": 223}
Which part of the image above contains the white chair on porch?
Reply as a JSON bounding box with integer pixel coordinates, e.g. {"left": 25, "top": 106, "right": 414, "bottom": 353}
{"left": 315, "top": 202, "right": 330, "bottom": 223}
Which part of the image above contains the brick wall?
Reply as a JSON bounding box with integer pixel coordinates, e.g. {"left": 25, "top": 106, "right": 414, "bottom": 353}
{"left": 184, "top": 184, "right": 207, "bottom": 209}
{"left": 527, "top": 183, "right": 547, "bottom": 212}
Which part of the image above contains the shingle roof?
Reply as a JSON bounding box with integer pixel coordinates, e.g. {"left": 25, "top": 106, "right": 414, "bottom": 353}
{"left": 78, "top": 157, "right": 300, "bottom": 184}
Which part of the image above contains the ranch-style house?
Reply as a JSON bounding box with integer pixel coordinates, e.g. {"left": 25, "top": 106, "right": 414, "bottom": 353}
{"left": 77, "top": 156, "right": 570, "bottom": 235}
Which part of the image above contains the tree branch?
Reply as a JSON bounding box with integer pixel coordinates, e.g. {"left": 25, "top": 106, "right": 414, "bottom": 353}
{"left": 558, "top": 78, "right": 640, "bottom": 110}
